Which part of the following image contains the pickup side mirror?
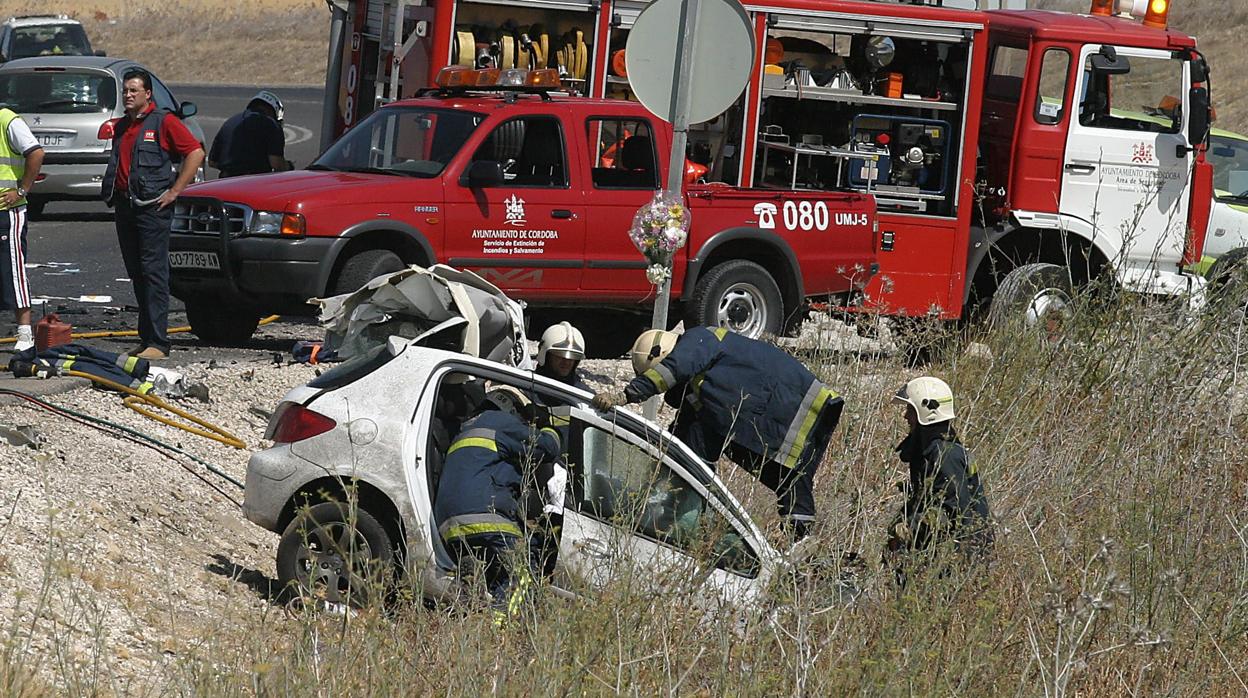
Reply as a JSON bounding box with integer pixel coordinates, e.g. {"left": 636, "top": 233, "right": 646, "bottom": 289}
{"left": 1090, "top": 46, "right": 1130, "bottom": 76}
{"left": 1188, "top": 86, "right": 1211, "bottom": 147}
{"left": 462, "top": 160, "right": 504, "bottom": 188}
{"left": 177, "top": 101, "right": 198, "bottom": 119}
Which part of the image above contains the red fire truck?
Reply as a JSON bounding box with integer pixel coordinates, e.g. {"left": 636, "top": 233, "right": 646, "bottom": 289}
{"left": 310, "top": 0, "right": 1213, "bottom": 325}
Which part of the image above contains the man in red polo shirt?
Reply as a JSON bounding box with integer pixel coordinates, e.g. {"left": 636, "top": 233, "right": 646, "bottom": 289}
{"left": 101, "top": 68, "right": 204, "bottom": 360}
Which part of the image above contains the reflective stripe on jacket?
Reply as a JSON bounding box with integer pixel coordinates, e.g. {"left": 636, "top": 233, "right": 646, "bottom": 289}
{"left": 434, "top": 409, "right": 562, "bottom": 541}
{"left": 0, "top": 109, "right": 26, "bottom": 206}
{"left": 624, "top": 326, "right": 844, "bottom": 467}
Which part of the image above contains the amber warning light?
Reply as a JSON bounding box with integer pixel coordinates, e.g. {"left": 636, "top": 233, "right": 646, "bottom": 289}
{"left": 434, "top": 67, "right": 562, "bottom": 90}
{"left": 1092, "top": 0, "right": 1170, "bottom": 29}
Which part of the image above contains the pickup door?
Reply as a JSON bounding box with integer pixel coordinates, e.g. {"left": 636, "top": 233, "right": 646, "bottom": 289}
{"left": 442, "top": 107, "right": 587, "bottom": 299}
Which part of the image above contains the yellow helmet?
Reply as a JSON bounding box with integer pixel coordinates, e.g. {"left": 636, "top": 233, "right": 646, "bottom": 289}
{"left": 630, "top": 329, "right": 679, "bottom": 375}
{"left": 892, "top": 376, "right": 955, "bottom": 425}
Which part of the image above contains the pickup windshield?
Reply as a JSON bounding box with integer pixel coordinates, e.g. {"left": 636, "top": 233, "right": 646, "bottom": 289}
{"left": 312, "top": 107, "right": 485, "bottom": 178}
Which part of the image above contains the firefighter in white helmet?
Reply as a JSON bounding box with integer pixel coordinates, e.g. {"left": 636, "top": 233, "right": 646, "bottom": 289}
{"left": 886, "top": 376, "right": 992, "bottom": 583}
{"left": 208, "top": 90, "right": 292, "bottom": 178}
{"left": 592, "top": 326, "right": 844, "bottom": 542}
{"left": 536, "top": 321, "right": 589, "bottom": 391}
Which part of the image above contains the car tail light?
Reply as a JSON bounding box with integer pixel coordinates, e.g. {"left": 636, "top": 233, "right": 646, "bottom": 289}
{"left": 97, "top": 117, "right": 122, "bottom": 141}
{"left": 268, "top": 402, "right": 336, "bottom": 443}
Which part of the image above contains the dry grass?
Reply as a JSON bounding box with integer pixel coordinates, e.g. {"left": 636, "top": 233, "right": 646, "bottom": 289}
{"left": 3, "top": 281, "right": 1248, "bottom": 694}
{"left": 0, "top": 0, "right": 327, "bottom": 85}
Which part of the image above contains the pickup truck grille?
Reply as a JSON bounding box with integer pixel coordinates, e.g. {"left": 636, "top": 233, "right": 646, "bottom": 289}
{"left": 172, "top": 199, "right": 250, "bottom": 238}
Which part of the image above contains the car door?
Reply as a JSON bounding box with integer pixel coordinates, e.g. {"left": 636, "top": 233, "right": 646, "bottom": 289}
{"left": 443, "top": 111, "right": 586, "bottom": 298}
{"left": 555, "top": 407, "right": 770, "bottom": 606}
{"left": 1061, "top": 45, "right": 1193, "bottom": 277}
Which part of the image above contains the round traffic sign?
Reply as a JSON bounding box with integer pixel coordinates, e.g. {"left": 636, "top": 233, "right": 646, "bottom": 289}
{"left": 624, "top": 0, "right": 755, "bottom": 125}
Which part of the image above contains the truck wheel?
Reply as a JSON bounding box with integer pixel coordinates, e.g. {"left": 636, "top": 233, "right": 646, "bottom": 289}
{"left": 1206, "top": 248, "right": 1248, "bottom": 302}
{"left": 332, "top": 249, "right": 406, "bottom": 296}
{"left": 686, "top": 260, "right": 783, "bottom": 338}
{"left": 185, "top": 301, "right": 260, "bottom": 345}
{"left": 276, "top": 501, "right": 394, "bottom": 608}
{"left": 988, "top": 263, "right": 1074, "bottom": 332}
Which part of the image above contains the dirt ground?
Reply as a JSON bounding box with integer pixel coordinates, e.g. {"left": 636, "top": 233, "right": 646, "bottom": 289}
{"left": 0, "top": 0, "right": 327, "bottom": 86}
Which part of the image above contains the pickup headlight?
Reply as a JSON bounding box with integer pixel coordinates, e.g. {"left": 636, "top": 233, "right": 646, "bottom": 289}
{"left": 250, "top": 211, "right": 306, "bottom": 237}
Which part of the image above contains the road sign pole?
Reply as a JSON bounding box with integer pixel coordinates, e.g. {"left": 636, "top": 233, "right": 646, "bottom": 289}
{"left": 645, "top": 0, "right": 702, "bottom": 420}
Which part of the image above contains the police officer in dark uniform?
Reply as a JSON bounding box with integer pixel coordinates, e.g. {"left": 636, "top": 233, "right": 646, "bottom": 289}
{"left": 593, "top": 328, "right": 845, "bottom": 542}
{"left": 208, "top": 90, "right": 291, "bottom": 178}
{"left": 435, "top": 386, "right": 562, "bottom": 619}
{"left": 102, "top": 68, "right": 205, "bottom": 360}
{"left": 885, "top": 376, "right": 992, "bottom": 584}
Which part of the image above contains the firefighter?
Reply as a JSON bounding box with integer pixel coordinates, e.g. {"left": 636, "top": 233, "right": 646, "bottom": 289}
{"left": 535, "top": 321, "right": 589, "bottom": 390}
{"left": 434, "top": 385, "right": 563, "bottom": 620}
{"left": 207, "top": 90, "right": 292, "bottom": 178}
{"left": 592, "top": 327, "right": 844, "bottom": 541}
{"left": 884, "top": 376, "right": 992, "bottom": 583}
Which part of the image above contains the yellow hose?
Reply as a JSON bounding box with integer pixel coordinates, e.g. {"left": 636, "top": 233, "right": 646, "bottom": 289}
{"left": 63, "top": 369, "right": 247, "bottom": 449}
{"left": 0, "top": 315, "right": 281, "bottom": 344}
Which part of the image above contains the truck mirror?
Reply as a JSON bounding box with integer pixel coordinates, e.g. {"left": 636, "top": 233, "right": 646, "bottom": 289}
{"left": 1189, "top": 55, "right": 1209, "bottom": 83}
{"left": 178, "top": 101, "right": 198, "bottom": 119}
{"left": 1090, "top": 46, "right": 1130, "bottom": 76}
{"left": 463, "top": 160, "right": 504, "bottom": 188}
{"left": 1188, "top": 86, "right": 1211, "bottom": 147}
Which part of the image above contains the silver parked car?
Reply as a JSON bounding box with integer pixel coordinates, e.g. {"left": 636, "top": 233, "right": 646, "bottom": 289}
{"left": 0, "top": 56, "right": 204, "bottom": 217}
{"left": 244, "top": 339, "right": 783, "bottom": 607}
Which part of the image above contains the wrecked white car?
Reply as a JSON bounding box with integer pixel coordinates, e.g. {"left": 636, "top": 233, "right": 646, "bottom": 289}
{"left": 244, "top": 340, "right": 784, "bottom": 606}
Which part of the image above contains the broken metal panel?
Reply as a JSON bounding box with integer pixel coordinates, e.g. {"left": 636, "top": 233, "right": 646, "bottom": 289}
{"left": 313, "top": 264, "right": 532, "bottom": 368}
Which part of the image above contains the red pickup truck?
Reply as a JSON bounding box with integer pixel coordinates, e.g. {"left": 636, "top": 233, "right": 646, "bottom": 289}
{"left": 170, "top": 92, "right": 878, "bottom": 356}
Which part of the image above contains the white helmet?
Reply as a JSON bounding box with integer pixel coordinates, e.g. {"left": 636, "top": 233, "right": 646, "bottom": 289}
{"left": 485, "top": 385, "right": 533, "bottom": 419}
{"left": 892, "top": 376, "right": 955, "bottom": 425}
{"left": 538, "top": 321, "right": 586, "bottom": 365}
{"left": 630, "top": 329, "right": 679, "bottom": 376}
{"left": 250, "top": 90, "right": 284, "bottom": 121}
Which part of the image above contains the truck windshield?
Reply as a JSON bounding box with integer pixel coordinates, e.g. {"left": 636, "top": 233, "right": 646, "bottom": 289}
{"left": 311, "top": 107, "right": 484, "bottom": 178}
{"left": 1208, "top": 133, "right": 1248, "bottom": 201}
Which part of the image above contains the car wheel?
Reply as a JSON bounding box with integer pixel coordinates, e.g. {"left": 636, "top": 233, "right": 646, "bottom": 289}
{"left": 988, "top": 263, "right": 1074, "bottom": 331}
{"left": 276, "top": 501, "right": 394, "bottom": 608}
{"left": 685, "top": 260, "right": 784, "bottom": 338}
{"left": 332, "top": 249, "right": 406, "bottom": 296}
{"left": 185, "top": 301, "right": 260, "bottom": 345}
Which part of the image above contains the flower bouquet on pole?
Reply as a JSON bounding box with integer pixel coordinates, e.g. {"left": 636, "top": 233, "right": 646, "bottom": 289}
{"left": 628, "top": 192, "right": 690, "bottom": 287}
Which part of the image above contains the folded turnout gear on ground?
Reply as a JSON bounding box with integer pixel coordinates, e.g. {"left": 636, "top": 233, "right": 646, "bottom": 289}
{"left": 9, "top": 343, "right": 154, "bottom": 394}
{"left": 311, "top": 264, "right": 531, "bottom": 368}
{"left": 290, "top": 340, "right": 339, "bottom": 365}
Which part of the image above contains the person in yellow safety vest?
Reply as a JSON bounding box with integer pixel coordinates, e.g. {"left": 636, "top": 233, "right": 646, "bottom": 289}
{"left": 593, "top": 327, "right": 844, "bottom": 542}
{"left": 434, "top": 385, "right": 563, "bottom": 620}
{"left": 0, "top": 107, "right": 45, "bottom": 351}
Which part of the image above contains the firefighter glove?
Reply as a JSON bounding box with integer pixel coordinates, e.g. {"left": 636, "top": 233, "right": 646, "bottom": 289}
{"left": 592, "top": 390, "right": 627, "bottom": 412}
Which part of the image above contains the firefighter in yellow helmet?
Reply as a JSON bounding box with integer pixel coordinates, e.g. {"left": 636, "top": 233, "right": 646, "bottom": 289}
{"left": 593, "top": 327, "right": 844, "bottom": 541}
{"left": 885, "top": 376, "right": 992, "bottom": 583}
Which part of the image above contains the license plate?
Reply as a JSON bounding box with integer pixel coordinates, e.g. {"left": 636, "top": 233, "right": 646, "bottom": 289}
{"left": 170, "top": 251, "right": 220, "bottom": 270}
{"left": 34, "top": 133, "right": 66, "bottom": 147}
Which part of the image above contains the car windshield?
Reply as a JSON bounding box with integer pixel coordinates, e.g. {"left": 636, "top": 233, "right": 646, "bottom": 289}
{"left": 312, "top": 107, "right": 484, "bottom": 177}
{"left": 1208, "top": 134, "right": 1248, "bottom": 200}
{"left": 0, "top": 70, "right": 115, "bottom": 113}
{"left": 10, "top": 24, "right": 92, "bottom": 58}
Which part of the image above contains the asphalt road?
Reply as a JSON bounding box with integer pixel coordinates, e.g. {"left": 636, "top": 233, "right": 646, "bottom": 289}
{"left": 17, "top": 85, "right": 326, "bottom": 364}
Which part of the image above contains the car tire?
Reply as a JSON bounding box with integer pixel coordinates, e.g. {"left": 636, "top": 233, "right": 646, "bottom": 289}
{"left": 332, "top": 249, "right": 406, "bottom": 296}
{"left": 685, "top": 259, "right": 784, "bottom": 338}
{"left": 988, "top": 263, "right": 1074, "bottom": 331}
{"left": 276, "top": 501, "right": 394, "bottom": 608}
{"left": 185, "top": 301, "right": 260, "bottom": 345}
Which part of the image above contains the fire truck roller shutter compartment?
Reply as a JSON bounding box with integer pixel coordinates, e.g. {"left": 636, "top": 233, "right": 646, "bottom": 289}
{"left": 451, "top": 0, "right": 599, "bottom": 96}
